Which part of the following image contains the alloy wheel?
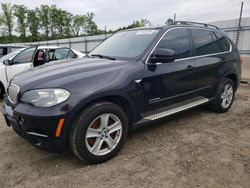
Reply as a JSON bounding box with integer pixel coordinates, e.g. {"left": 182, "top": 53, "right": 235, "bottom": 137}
{"left": 85, "top": 113, "right": 122, "bottom": 156}
{"left": 221, "top": 84, "right": 234, "bottom": 108}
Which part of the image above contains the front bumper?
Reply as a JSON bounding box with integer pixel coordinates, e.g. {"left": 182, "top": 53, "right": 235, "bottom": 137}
{"left": 2, "top": 97, "right": 69, "bottom": 153}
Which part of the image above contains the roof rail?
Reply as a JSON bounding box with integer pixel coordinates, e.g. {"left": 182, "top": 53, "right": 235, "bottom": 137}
{"left": 168, "top": 21, "right": 219, "bottom": 29}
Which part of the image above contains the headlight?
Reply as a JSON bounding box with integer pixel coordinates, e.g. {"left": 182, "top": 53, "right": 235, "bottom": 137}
{"left": 21, "top": 89, "right": 70, "bottom": 107}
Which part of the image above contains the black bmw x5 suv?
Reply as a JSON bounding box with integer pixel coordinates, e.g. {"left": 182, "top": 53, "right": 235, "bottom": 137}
{"left": 2, "top": 21, "right": 241, "bottom": 164}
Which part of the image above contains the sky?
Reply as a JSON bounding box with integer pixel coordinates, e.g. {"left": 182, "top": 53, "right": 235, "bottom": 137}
{"left": 1, "top": 0, "right": 250, "bottom": 30}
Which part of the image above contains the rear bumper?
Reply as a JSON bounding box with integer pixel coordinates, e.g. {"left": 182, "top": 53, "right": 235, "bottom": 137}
{"left": 2, "top": 98, "right": 69, "bottom": 153}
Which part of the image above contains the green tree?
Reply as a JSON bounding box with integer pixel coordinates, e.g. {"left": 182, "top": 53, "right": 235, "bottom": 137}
{"left": 49, "top": 5, "right": 73, "bottom": 38}
{"left": 27, "top": 9, "right": 40, "bottom": 41}
{"left": 165, "top": 18, "right": 173, "bottom": 25}
{"left": 13, "top": 4, "right": 28, "bottom": 41}
{"left": 0, "top": 3, "right": 14, "bottom": 41}
{"left": 64, "top": 11, "right": 73, "bottom": 38}
{"left": 49, "top": 4, "right": 57, "bottom": 38}
{"left": 115, "top": 18, "right": 151, "bottom": 32}
{"left": 85, "top": 12, "right": 98, "bottom": 35}
{"left": 139, "top": 19, "right": 151, "bottom": 26}
{"left": 56, "top": 9, "right": 68, "bottom": 37}
{"left": 72, "top": 15, "right": 86, "bottom": 37}
{"left": 38, "top": 5, "right": 50, "bottom": 39}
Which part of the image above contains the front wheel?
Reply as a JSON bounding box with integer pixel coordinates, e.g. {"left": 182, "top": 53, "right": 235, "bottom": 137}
{"left": 69, "top": 102, "right": 128, "bottom": 164}
{"left": 209, "top": 78, "right": 235, "bottom": 113}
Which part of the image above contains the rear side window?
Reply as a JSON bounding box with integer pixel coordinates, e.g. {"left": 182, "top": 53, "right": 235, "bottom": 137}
{"left": 214, "top": 32, "right": 231, "bottom": 52}
{"left": 191, "top": 29, "right": 216, "bottom": 56}
{"left": 211, "top": 32, "right": 223, "bottom": 53}
{"left": 157, "top": 28, "right": 190, "bottom": 59}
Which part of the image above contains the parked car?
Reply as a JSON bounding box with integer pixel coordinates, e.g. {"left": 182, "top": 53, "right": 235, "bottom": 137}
{"left": 2, "top": 21, "right": 241, "bottom": 164}
{"left": 0, "top": 46, "right": 85, "bottom": 98}
{"left": 0, "top": 45, "right": 28, "bottom": 58}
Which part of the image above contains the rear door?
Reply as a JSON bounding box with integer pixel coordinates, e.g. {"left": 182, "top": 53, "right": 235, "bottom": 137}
{"left": 143, "top": 28, "right": 196, "bottom": 111}
{"left": 190, "top": 29, "right": 230, "bottom": 98}
{"left": 6, "top": 47, "right": 37, "bottom": 83}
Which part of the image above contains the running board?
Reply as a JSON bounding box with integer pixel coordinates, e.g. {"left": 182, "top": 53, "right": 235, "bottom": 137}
{"left": 142, "top": 97, "right": 209, "bottom": 120}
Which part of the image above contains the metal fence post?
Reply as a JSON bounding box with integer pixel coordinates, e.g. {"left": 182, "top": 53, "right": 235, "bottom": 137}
{"left": 84, "top": 36, "right": 88, "bottom": 54}
{"left": 69, "top": 38, "right": 71, "bottom": 48}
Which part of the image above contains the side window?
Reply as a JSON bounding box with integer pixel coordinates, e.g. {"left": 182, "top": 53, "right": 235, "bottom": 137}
{"left": 157, "top": 28, "right": 190, "bottom": 59}
{"left": 13, "top": 47, "right": 36, "bottom": 64}
{"left": 214, "top": 32, "right": 231, "bottom": 52}
{"left": 53, "top": 48, "right": 70, "bottom": 61}
{"left": 211, "top": 32, "right": 223, "bottom": 53}
{"left": 191, "top": 29, "right": 216, "bottom": 56}
{"left": 68, "top": 50, "right": 77, "bottom": 59}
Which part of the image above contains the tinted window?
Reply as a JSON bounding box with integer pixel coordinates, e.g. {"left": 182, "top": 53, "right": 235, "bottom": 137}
{"left": 157, "top": 28, "right": 190, "bottom": 59}
{"left": 191, "top": 29, "right": 217, "bottom": 56}
{"left": 13, "top": 47, "right": 36, "bottom": 64}
{"left": 211, "top": 32, "right": 223, "bottom": 53}
{"left": 214, "top": 32, "right": 230, "bottom": 52}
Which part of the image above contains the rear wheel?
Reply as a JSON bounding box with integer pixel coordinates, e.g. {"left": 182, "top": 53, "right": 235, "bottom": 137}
{"left": 69, "top": 102, "right": 128, "bottom": 164}
{"left": 209, "top": 78, "right": 235, "bottom": 113}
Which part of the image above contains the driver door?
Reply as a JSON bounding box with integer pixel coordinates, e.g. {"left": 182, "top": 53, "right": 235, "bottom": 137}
{"left": 143, "top": 28, "right": 196, "bottom": 112}
{"left": 6, "top": 47, "right": 37, "bottom": 83}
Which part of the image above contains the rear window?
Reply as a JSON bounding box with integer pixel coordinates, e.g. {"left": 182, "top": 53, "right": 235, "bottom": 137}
{"left": 214, "top": 32, "right": 231, "bottom": 52}
{"left": 190, "top": 29, "right": 215, "bottom": 56}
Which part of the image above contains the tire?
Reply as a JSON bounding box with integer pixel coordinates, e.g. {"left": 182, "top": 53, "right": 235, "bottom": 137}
{"left": 209, "top": 78, "right": 235, "bottom": 113}
{"left": 0, "top": 83, "right": 5, "bottom": 99}
{"left": 69, "top": 102, "right": 128, "bottom": 164}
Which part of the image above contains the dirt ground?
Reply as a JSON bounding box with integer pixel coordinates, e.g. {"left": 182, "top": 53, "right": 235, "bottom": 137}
{"left": 0, "top": 84, "right": 249, "bottom": 188}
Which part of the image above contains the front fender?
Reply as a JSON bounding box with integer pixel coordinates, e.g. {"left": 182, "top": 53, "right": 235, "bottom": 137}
{"left": 68, "top": 90, "right": 137, "bottom": 123}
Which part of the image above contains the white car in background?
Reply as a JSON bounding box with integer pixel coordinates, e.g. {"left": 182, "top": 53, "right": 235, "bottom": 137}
{"left": 0, "top": 46, "right": 85, "bottom": 98}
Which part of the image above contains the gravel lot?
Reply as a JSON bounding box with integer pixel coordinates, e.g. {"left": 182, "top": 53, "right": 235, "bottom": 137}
{"left": 0, "top": 84, "right": 249, "bottom": 188}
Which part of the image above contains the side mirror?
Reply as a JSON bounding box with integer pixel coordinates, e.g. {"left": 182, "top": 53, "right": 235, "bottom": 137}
{"left": 3, "top": 59, "right": 12, "bottom": 65}
{"left": 150, "top": 48, "right": 176, "bottom": 64}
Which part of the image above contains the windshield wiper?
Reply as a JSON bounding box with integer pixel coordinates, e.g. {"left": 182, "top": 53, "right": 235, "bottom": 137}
{"left": 90, "top": 54, "right": 116, "bottom": 60}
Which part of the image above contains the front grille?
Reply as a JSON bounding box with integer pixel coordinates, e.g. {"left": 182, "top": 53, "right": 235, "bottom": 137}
{"left": 8, "top": 84, "right": 20, "bottom": 104}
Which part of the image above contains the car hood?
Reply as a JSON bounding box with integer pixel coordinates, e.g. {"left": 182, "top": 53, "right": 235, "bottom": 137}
{"left": 11, "top": 57, "right": 137, "bottom": 92}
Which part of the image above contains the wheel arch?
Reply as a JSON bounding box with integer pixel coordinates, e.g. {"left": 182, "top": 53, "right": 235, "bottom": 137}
{"left": 69, "top": 92, "right": 138, "bottom": 131}
{"left": 224, "top": 73, "right": 239, "bottom": 89}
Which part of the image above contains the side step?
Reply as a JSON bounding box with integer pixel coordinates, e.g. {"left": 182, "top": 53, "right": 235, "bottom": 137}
{"left": 142, "top": 97, "right": 209, "bottom": 120}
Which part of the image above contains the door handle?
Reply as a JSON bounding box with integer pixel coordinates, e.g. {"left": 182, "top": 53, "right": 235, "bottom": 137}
{"left": 186, "top": 65, "right": 194, "bottom": 70}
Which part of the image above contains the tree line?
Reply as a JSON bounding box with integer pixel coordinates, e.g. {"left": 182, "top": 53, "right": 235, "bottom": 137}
{"left": 0, "top": 3, "right": 170, "bottom": 44}
{"left": 0, "top": 3, "right": 103, "bottom": 43}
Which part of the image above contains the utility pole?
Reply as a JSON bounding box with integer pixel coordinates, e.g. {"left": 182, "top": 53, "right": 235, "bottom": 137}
{"left": 236, "top": 2, "right": 243, "bottom": 47}
{"left": 174, "top": 13, "right": 176, "bottom": 21}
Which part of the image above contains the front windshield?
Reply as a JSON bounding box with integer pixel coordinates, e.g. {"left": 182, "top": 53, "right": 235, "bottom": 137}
{"left": 0, "top": 48, "right": 26, "bottom": 62}
{"left": 89, "top": 29, "right": 160, "bottom": 59}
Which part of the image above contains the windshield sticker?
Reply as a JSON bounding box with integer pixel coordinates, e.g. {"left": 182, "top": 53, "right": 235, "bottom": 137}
{"left": 136, "top": 30, "right": 157, "bottom": 35}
